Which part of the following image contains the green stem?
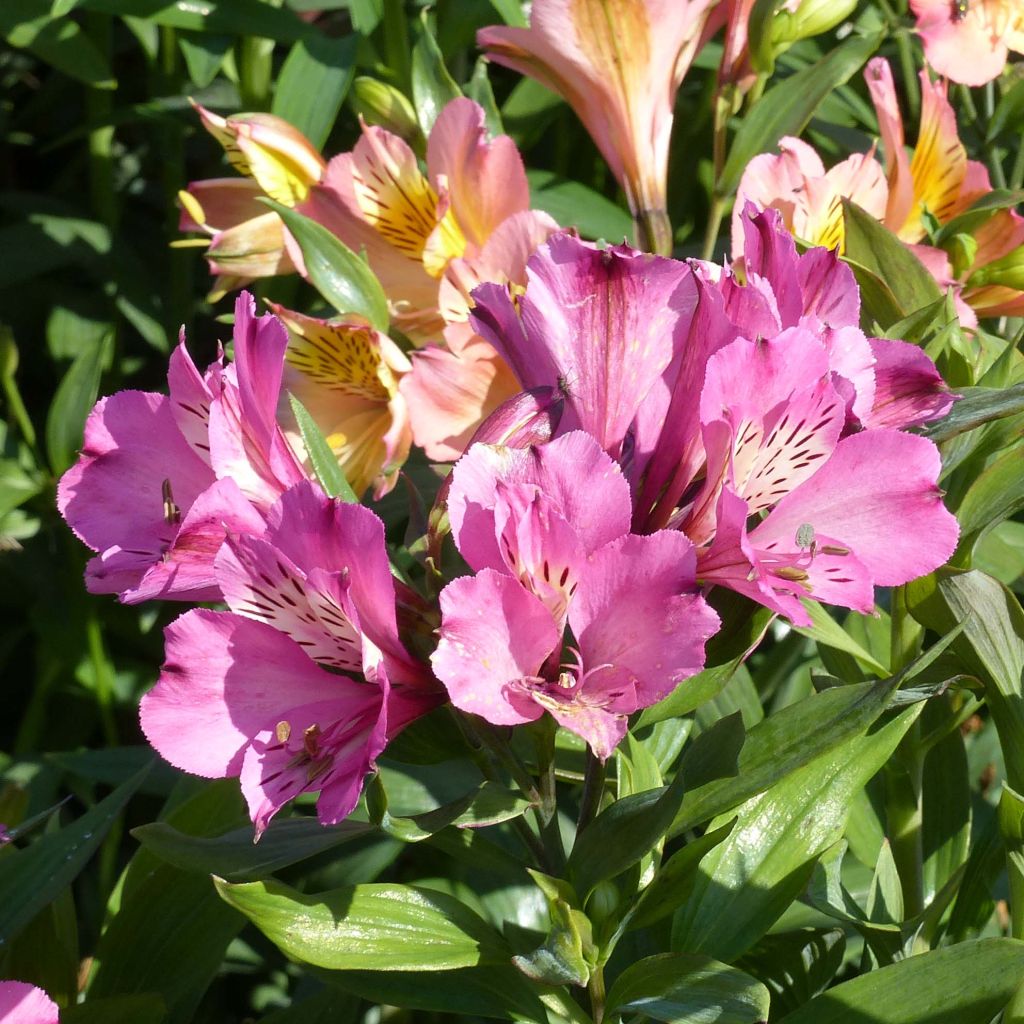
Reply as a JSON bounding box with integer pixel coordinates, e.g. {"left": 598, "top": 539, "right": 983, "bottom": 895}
{"left": 85, "top": 14, "right": 117, "bottom": 230}
{"left": 588, "top": 962, "right": 607, "bottom": 1024}
{"left": 382, "top": 0, "right": 412, "bottom": 93}
{"left": 535, "top": 719, "right": 567, "bottom": 873}
{"left": 1010, "top": 141, "right": 1024, "bottom": 191}
{"left": 701, "top": 194, "right": 728, "bottom": 262}
{"left": 577, "top": 748, "right": 607, "bottom": 833}
{"left": 86, "top": 612, "right": 118, "bottom": 747}
{"left": 239, "top": 34, "right": 274, "bottom": 109}
{"left": 633, "top": 207, "right": 673, "bottom": 256}
{"left": 886, "top": 586, "right": 925, "bottom": 918}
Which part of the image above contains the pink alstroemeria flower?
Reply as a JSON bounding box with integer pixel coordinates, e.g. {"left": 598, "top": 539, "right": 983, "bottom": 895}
{"left": 141, "top": 481, "right": 438, "bottom": 835}
{"left": 911, "top": 0, "right": 1024, "bottom": 86}
{"left": 433, "top": 432, "right": 719, "bottom": 759}
{"left": 58, "top": 292, "right": 305, "bottom": 603}
{"left": 0, "top": 982, "right": 59, "bottom": 1024}
{"left": 692, "top": 331, "right": 959, "bottom": 624}
{"left": 479, "top": 0, "right": 723, "bottom": 253}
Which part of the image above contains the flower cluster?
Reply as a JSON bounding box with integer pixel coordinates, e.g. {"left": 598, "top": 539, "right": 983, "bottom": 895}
{"left": 60, "top": 196, "right": 958, "bottom": 832}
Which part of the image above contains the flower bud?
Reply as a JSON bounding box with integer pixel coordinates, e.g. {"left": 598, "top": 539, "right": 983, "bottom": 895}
{"left": 464, "top": 385, "right": 565, "bottom": 450}
{"left": 350, "top": 77, "right": 422, "bottom": 145}
{"left": 749, "top": 0, "right": 857, "bottom": 74}
{"left": 192, "top": 102, "right": 325, "bottom": 206}
{"left": 966, "top": 242, "right": 1024, "bottom": 291}
{"left": 205, "top": 211, "right": 296, "bottom": 280}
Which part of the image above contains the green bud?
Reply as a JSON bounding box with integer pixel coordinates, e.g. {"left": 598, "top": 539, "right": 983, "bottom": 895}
{"left": 966, "top": 242, "right": 1024, "bottom": 291}
{"left": 585, "top": 880, "right": 619, "bottom": 925}
{"left": 947, "top": 232, "right": 979, "bottom": 280}
{"left": 785, "top": 0, "right": 858, "bottom": 42}
{"left": 350, "top": 77, "right": 421, "bottom": 143}
{"left": 749, "top": 0, "right": 858, "bottom": 73}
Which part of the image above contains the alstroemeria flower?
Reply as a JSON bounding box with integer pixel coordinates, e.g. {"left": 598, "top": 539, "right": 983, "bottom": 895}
{"left": 865, "top": 57, "right": 1024, "bottom": 318}
{"left": 58, "top": 293, "right": 305, "bottom": 603}
{"left": 301, "top": 98, "right": 532, "bottom": 342}
{"left": 179, "top": 105, "right": 324, "bottom": 296}
{"left": 471, "top": 233, "right": 697, "bottom": 470}
{"left": 0, "top": 982, "right": 59, "bottom": 1024}
{"left": 141, "top": 481, "right": 438, "bottom": 835}
{"left": 177, "top": 179, "right": 297, "bottom": 300}
{"left": 479, "top": 0, "right": 722, "bottom": 253}
{"left": 402, "top": 210, "right": 560, "bottom": 460}
{"left": 732, "top": 136, "right": 888, "bottom": 253}
{"left": 433, "top": 432, "right": 719, "bottom": 758}
{"left": 269, "top": 305, "right": 413, "bottom": 499}
{"left": 910, "top": 0, "right": 1024, "bottom": 86}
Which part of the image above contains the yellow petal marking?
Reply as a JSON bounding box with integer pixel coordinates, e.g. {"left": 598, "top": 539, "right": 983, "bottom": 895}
{"left": 284, "top": 319, "right": 393, "bottom": 403}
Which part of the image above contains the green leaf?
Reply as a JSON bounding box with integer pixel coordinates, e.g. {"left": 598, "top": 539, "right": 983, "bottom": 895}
{"left": 0, "top": 765, "right": 149, "bottom": 949}
{"left": 45, "top": 333, "right": 109, "bottom": 475}
{"left": 637, "top": 660, "right": 743, "bottom": 728}
{"left": 329, "top": 966, "right": 549, "bottom": 1022}
{"left": 671, "top": 705, "right": 921, "bottom": 962}
{"left": 79, "top": 0, "right": 315, "bottom": 42}
{"left": 719, "top": 32, "right": 881, "bottom": 196}
{"left": 177, "top": 30, "right": 231, "bottom": 89}
{"left": 924, "top": 383, "right": 1024, "bottom": 443}
{"left": 934, "top": 190, "right": 1024, "bottom": 244}
{"left": 411, "top": 11, "right": 462, "bottom": 135}
{"left": 793, "top": 601, "right": 890, "bottom": 677}
{"left": 272, "top": 33, "right": 358, "bottom": 151}
{"left": 88, "top": 780, "right": 247, "bottom": 1024}
{"left": 842, "top": 200, "right": 942, "bottom": 319}
{"left": 466, "top": 57, "right": 505, "bottom": 137}
{"left": 606, "top": 953, "right": 771, "bottom": 1024}
{"left": 132, "top": 815, "right": 373, "bottom": 881}
{"left": 955, "top": 441, "right": 1024, "bottom": 546}
{"left": 1, "top": 0, "right": 115, "bottom": 87}
{"left": 843, "top": 257, "right": 907, "bottom": 330}
{"left": 670, "top": 674, "right": 902, "bottom": 837}
{"left": 487, "top": 0, "right": 528, "bottom": 27}
{"left": 527, "top": 169, "right": 633, "bottom": 242}
{"left": 569, "top": 715, "right": 742, "bottom": 900}
{"left": 215, "top": 877, "right": 509, "bottom": 970}
{"left": 265, "top": 200, "right": 389, "bottom": 329}
{"left": 738, "top": 928, "right": 845, "bottom": 1017}
{"left": 778, "top": 938, "right": 1024, "bottom": 1023}
{"left": 288, "top": 393, "right": 359, "bottom": 502}
{"left": 628, "top": 820, "right": 736, "bottom": 931}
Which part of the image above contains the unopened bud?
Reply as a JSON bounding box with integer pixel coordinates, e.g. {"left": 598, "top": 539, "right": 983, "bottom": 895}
{"left": 350, "top": 77, "right": 422, "bottom": 145}
{"left": 967, "top": 242, "right": 1024, "bottom": 290}
{"left": 192, "top": 101, "right": 325, "bottom": 206}
{"left": 749, "top": 0, "right": 857, "bottom": 73}
{"left": 466, "top": 385, "right": 565, "bottom": 450}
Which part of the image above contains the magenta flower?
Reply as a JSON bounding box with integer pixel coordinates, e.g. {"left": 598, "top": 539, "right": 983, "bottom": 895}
{"left": 141, "top": 481, "right": 438, "bottom": 835}
{"left": 0, "top": 982, "right": 59, "bottom": 1024}
{"left": 59, "top": 293, "right": 306, "bottom": 604}
{"left": 432, "top": 432, "right": 719, "bottom": 759}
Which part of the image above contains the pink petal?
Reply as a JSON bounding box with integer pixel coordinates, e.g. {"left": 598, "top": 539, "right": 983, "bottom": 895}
{"left": 57, "top": 390, "right": 215, "bottom": 598}
{"left": 432, "top": 570, "right": 558, "bottom": 726}
{"left": 401, "top": 341, "right": 520, "bottom": 461}
{"left": 752, "top": 430, "right": 958, "bottom": 587}
{"left": 140, "top": 609, "right": 356, "bottom": 779}
{"left": 0, "top": 982, "right": 59, "bottom": 1024}
{"left": 860, "top": 338, "right": 955, "bottom": 429}
{"left": 571, "top": 531, "right": 719, "bottom": 710}
{"left": 865, "top": 58, "right": 914, "bottom": 234}
{"left": 426, "top": 98, "right": 530, "bottom": 249}
{"left": 125, "top": 477, "right": 266, "bottom": 604}
{"left": 178, "top": 178, "right": 267, "bottom": 233}
{"left": 447, "top": 431, "right": 632, "bottom": 574}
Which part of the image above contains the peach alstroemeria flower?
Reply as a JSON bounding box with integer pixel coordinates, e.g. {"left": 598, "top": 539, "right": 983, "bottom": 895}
{"left": 732, "top": 136, "right": 888, "bottom": 255}
{"left": 479, "top": 0, "right": 723, "bottom": 255}
{"left": 910, "top": 0, "right": 1024, "bottom": 86}
{"left": 179, "top": 105, "right": 325, "bottom": 297}
{"left": 299, "top": 97, "right": 532, "bottom": 343}
{"left": 270, "top": 305, "right": 413, "bottom": 500}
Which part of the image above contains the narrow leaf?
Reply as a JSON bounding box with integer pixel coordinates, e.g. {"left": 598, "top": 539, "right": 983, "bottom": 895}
{"left": 288, "top": 393, "right": 359, "bottom": 502}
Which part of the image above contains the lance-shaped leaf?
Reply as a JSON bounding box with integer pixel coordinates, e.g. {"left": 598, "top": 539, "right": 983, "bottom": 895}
{"left": 215, "top": 876, "right": 509, "bottom": 970}
{"left": 778, "top": 938, "right": 1024, "bottom": 1023}
{"left": 287, "top": 393, "right": 358, "bottom": 503}
{"left": 672, "top": 704, "right": 921, "bottom": 962}
{"left": 606, "top": 953, "right": 770, "bottom": 1024}
{"left": 923, "top": 383, "right": 1024, "bottom": 443}
{"left": 0, "top": 765, "right": 149, "bottom": 948}
{"left": 263, "top": 199, "right": 389, "bottom": 330}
